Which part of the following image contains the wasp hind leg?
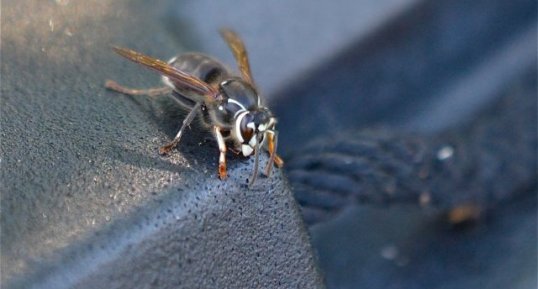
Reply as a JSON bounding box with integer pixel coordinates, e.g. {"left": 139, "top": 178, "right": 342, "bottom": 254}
{"left": 159, "top": 102, "right": 202, "bottom": 155}
{"left": 105, "top": 80, "right": 172, "bottom": 97}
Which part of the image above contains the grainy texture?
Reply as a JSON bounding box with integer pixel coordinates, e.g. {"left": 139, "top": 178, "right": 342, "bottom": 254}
{"left": 2, "top": 0, "right": 537, "bottom": 288}
{"left": 9, "top": 157, "right": 322, "bottom": 289}
{"left": 1, "top": 1, "right": 323, "bottom": 288}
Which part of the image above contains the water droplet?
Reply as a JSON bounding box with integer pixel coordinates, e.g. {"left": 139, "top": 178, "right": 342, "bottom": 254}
{"left": 437, "top": 145, "right": 454, "bottom": 160}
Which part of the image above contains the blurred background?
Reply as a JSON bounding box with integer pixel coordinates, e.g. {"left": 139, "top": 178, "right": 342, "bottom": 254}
{"left": 2, "top": 0, "right": 536, "bottom": 288}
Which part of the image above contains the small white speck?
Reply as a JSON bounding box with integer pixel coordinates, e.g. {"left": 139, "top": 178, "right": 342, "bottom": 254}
{"left": 105, "top": 216, "right": 111, "bottom": 222}
{"left": 218, "top": 106, "right": 224, "bottom": 111}
{"left": 419, "top": 192, "right": 431, "bottom": 206}
{"left": 64, "top": 28, "right": 73, "bottom": 37}
{"left": 437, "top": 145, "right": 454, "bottom": 160}
{"left": 55, "top": 0, "right": 69, "bottom": 5}
{"left": 381, "top": 245, "right": 399, "bottom": 260}
{"left": 49, "top": 19, "right": 54, "bottom": 32}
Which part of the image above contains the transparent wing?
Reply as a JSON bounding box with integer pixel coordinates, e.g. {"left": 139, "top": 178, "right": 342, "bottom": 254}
{"left": 113, "top": 46, "right": 219, "bottom": 101}
{"left": 219, "top": 28, "right": 256, "bottom": 87}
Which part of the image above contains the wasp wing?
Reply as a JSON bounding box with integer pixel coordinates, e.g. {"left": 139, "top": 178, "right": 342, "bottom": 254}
{"left": 113, "top": 47, "right": 219, "bottom": 101}
{"left": 219, "top": 28, "right": 256, "bottom": 88}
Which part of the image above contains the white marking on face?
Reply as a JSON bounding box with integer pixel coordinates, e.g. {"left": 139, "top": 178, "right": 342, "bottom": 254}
{"left": 247, "top": 122, "right": 256, "bottom": 130}
{"left": 258, "top": 123, "right": 267, "bottom": 132}
{"left": 242, "top": 144, "right": 254, "bottom": 156}
{"left": 249, "top": 135, "right": 257, "bottom": 147}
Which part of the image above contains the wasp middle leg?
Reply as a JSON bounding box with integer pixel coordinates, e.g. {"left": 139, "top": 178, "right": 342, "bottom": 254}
{"left": 159, "top": 102, "right": 202, "bottom": 155}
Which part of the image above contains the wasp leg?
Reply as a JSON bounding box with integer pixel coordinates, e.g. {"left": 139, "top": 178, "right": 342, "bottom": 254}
{"left": 264, "top": 131, "right": 277, "bottom": 177}
{"left": 159, "top": 102, "right": 201, "bottom": 155}
{"left": 105, "top": 80, "right": 172, "bottom": 97}
{"left": 274, "top": 155, "right": 284, "bottom": 168}
{"left": 213, "top": 126, "right": 227, "bottom": 179}
{"left": 264, "top": 131, "right": 284, "bottom": 178}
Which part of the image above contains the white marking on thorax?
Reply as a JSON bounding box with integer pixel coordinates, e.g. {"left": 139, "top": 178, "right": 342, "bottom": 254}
{"left": 228, "top": 99, "right": 246, "bottom": 111}
{"left": 234, "top": 111, "right": 249, "bottom": 143}
{"left": 234, "top": 109, "right": 246, "bottom": 119}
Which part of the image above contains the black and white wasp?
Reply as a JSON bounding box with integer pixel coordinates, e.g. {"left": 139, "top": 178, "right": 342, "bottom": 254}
{"left": 105, "top": 29, "right": 283, "bottom": 187}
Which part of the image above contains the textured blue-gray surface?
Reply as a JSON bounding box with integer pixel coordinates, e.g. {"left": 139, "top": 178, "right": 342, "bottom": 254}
{"left": 2, "top": 0, "right": 536, "bottom": 288}
{"left": 1, "top": 1, "right": 323, "bottom": 288}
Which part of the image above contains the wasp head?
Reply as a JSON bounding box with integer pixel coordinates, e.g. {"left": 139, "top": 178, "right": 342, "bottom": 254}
{"left": 234, "top": 108, "right": 276, "bottom": 157}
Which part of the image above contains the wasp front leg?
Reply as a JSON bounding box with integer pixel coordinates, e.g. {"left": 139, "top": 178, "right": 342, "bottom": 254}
{"left": 213, "top": 126, "right": 227, "bottom": 180}
{"left": 264, "top": 130, "right": 284, "bottom": 177}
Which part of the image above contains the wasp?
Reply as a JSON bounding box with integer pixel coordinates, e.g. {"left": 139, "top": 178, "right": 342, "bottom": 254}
{"left": 105, "top": 29, "right": 283, "bottom": 187}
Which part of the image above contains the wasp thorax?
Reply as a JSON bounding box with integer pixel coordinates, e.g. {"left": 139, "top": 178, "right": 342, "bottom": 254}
{"left": 219, "top": 78, "right": 259, "bottom": 109}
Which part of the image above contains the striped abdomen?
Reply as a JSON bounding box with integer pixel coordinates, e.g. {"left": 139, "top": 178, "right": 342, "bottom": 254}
{"left": 162, "top": 53, "right": 232, "bottom": 109}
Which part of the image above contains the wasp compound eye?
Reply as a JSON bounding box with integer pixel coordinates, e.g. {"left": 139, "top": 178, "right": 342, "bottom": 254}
{"left": 239, "top": 112, "right": 255, "bottom": 142}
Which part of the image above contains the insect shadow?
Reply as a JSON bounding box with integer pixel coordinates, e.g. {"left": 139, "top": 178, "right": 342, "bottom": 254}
{"left": 106, "top": 94, "right": 221, "bottom": 175}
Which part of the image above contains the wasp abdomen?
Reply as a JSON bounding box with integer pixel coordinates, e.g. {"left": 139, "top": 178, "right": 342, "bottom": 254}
{"left": 168, "top": 53, "right": 231, "bottom": 88}
{"left": 164, "top": 53, "right": 232, "bottom": 112}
